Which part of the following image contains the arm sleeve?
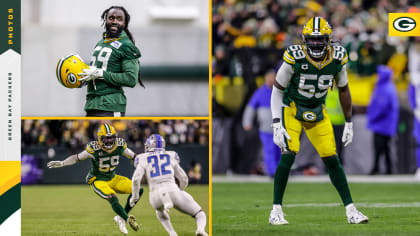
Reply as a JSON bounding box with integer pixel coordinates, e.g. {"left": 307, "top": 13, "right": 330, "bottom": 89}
{"left": 336, "top": 65, "right": 349, "bottom": 88}
{"left": 131, "top": 164, "right": 145, "bottom": 198}
{"left": 102, "top": 59, "right": 139, "bottom": 88}
{"left": 174, "top": 163, "right": 188, "bottom": 190}
{"left": 271, "top": 86, "right": 285, "bottom": 120}
{"left": 62, "top": 151, "right": 92, "bottom": 166}
{"left": 122, "top": 148, "right": 135, "bottom": 160}
{"left": 275, "top": 62, "right": 293, "bottom": 88}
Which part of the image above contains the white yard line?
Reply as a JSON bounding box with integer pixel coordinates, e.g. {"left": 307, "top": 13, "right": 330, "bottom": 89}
{"left": 212, "top": 174, "right": 420, "bottom": 183}
{"left": 284, "top": 202, "right": 420, "bottom": 208}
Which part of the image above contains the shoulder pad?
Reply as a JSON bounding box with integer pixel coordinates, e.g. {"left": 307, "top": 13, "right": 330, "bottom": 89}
{"left": 86, "top": 141, "right": 100, "bottom": 154}
{"left": 284, "top": 45, "right": 305, "bottom": 65}
{"left": 169, "top": 151, "right": 180, "bottom": 163}
{"left": 116, "top": 138, "right": 127, "bottom": 148}
{"left": 331, "top": 44, "right": 348, "bottom": 65}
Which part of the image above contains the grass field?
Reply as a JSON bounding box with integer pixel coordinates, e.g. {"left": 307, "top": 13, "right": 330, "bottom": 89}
{"left": 22, "top": 185, "right": 209, "bottom": 236}
{"left": 213, "top": 182, "right": 420, "bottom": 236}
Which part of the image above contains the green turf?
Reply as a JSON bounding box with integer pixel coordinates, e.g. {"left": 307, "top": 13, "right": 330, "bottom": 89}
{"left": 22, "top": 185, "right": 209, "bottom": 236}
{"left": 213, "top": 182, "right": 420, "bottom": 236}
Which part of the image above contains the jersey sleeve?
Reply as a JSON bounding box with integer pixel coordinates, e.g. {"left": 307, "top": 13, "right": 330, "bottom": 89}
{"left": 85, "top": 141, "right": 99, "bottom": 155}
{"left": 332, "top": 44, "right": 348, "bottom": 66}
{"left": 283, "top": 47, "right": 296, "bottom": 65}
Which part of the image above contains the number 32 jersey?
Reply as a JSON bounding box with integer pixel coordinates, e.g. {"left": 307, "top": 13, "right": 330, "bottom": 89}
{"left": 134, "top": 150, "right": 184, "bottom": 191}
{"left": 280, "top": 44, "right": 348, "bottom": 108}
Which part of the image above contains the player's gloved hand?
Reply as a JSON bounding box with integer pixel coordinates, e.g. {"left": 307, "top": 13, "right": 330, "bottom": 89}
{"left": 78, "top": 66, "right": 104, "bottom": 82}
{"left": 342, "top": 122, "right": 353, "bottom": 147}
{"left": 272, "top": 122, "right": 290, "bottom": 149}
{"left": 129, "top": 194, "right": 139, "bottom": 208}
{"left": 47, "top": 161, "right": 64, "bottom": 168}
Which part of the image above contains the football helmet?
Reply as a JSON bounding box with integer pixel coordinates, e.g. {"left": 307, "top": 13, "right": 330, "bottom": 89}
{"left": 56, "top": 53, "right": 89, "bottom": 88}
{"left": 97, "top": 123, "right": 117, "bottom": 149}
{"left": 145, "top": 134, "right": 165, "bottom": 152}
{"left": 302, "top": 17, "right": 332, "bottom": 59}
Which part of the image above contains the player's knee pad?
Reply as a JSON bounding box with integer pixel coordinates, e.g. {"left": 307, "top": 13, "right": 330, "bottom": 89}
{"left": 278, "top": 152, "right": 295, "bottom": 169}
{"left": 323, "top": 155, "right": 341, "bottom": 170}
{"left": 193, "top": 210, "right": 205, "bottom": 219}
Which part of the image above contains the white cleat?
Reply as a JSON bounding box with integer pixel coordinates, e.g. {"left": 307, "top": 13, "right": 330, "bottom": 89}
{"left": 196, "top": 230, "right": 209, "bottom": 236}
{"left": 169, "top": 231, "right": 178, "bottom": 236}
{"left": 114, "top": 215, "right": 128, "bottom": 234}
{"left": 346, "top": 204, "right": 368, "bottom": 224}
{"left": 269, "top": 208, "right": 288, "bottom": 225}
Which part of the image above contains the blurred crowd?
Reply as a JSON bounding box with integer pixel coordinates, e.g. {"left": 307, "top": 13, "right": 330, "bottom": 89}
{"left": 213, "top": 0, "right": 417, "bottom": 83}
{"left": 21, "top": 120, "right": 209, "bottom": 151}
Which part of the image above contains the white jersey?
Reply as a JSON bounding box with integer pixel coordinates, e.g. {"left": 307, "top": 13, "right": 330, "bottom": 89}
{"left": 133, "top": 150, "right": 188, "bottom": 192}
{"left": 131, "top": 149, "right": 201, "bottom": 215}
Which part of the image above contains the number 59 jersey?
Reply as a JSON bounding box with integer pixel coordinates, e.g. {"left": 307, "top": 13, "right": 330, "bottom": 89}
{"left": 281, "top": 44, "right": 348, "bottom": 108}
{"left": 134, "top": 150, "right": 183, "bottom": 191}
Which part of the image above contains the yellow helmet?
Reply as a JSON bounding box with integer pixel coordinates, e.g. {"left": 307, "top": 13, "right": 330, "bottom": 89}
{"left": 302, "top": 17, "right": 332, "bottom": 59}
{"left": 97, "top": 123, "right": 117, "bottom": 149}
{"left": 56, "top": 53, "right": 89, "bottom": 88}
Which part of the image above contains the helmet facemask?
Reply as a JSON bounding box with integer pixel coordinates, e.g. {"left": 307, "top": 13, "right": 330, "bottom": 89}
{"left": 304, "top": 34, "right": 329, "bottom": 59}
{"left": 100, "top": 134, "right": 116, "bottom": 149}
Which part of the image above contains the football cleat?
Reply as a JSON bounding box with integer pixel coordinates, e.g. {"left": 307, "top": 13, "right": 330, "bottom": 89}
{"left": 145, "top": 134, "right": 166, "bottom": 152}
{"left": 113, "top": 215, "right": 128, "bottom": 235}
{"left": 302, "top": 16, "right": 332, "bottom": 59}
{"left": 196, "top": 230, "right": 209, "bottom": 236}
{"left": 269, "top": 207, "right": 288, "bottom": 225}
{"left": 56, "top": 53, "right": 88, "bottom": 88}
{"left": 127, "top": 215, "right": 139, "bottom": 232}
{"left": 97, "top": 123, "right": 117, "bottom": 150}
{"left": 346, "top": 204, "right": 368, "bottom": 224}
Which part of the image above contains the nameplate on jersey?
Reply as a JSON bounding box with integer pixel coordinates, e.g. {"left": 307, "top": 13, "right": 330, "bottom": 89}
{"left": 111, "top": 41, "right": 122, "bottom": 49}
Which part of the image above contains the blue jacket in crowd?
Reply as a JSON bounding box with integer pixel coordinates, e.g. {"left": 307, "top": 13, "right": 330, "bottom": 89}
{"left": 366, "top": 65, "right": 399, "bottom": 137}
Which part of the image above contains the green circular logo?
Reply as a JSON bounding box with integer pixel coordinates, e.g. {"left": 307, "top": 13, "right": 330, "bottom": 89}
{"left": 393, "top": 17, "right": 416, "bottom": 32}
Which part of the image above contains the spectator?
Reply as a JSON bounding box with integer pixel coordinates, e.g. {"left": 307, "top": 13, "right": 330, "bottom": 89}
{"left": 242, "top": 69, "right": 281, "bottom": 177}
{"left": 367, "top": 65, "right": 399, "bottom": 175}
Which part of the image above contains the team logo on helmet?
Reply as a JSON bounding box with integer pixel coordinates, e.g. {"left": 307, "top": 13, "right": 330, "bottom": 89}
{"left": 56, "top": 53, "right": 89, "bottom": 88}
{"left": 303, "top": 111, "right": 316, "bottom": 122}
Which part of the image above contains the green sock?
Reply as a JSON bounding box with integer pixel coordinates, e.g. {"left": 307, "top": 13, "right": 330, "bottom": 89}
{"left": 124, "top": 187, "right": 144, "bottom": 213}
{"left": 109, "top": 196, "right": 128, "bottom": 221}
{"left": 323, "top": 155, "right": 353, "bottom": 206}
{"left": 273, "top": 152, "right": 295, "bottom": 205}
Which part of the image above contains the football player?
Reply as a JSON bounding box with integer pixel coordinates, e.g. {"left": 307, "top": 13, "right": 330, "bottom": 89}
{"left": 130, "top": 134, "right": 208, "bottom": 236}
{"left": 269, "top": 17, "right": 368, "bottom": 225}
{"left": 47, "top": 123, "right": 143, "bottom": 235}
{"left": 78, "top": 6, "right": 145, "bottom": 117}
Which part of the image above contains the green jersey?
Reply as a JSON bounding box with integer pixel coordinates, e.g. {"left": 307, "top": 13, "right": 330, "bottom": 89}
{"left": 281, "top": 44, "right": 348, "bottom": 108}
{"left": 84, "top": 137, "right": 133, "bottom": 184}
{"left": 85, "top": 30, "right": 141, "bottom": 112}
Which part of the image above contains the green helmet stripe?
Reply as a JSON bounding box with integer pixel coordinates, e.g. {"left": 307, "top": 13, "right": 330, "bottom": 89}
{"left": 104, "top": 124, "right": 111, "bottom": 135}
{"left": 56, "top": 54, "right": 74, "bottom": 86}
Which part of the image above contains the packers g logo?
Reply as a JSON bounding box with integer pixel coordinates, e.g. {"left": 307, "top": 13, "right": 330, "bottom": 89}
{"left": 393, "top": 17, "right": 416, "bottom": 32}
{"left": 303, "top": 111, "right": 316, "bottom": 122}
{"left": 389, "top": 13, "right": 420, "bottom": 36}
{"left": 67, "top": 73, "right": 77, "bottom": 84}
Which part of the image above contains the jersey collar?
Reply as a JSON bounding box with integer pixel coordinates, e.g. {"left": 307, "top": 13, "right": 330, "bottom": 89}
{"left": 103, "top": 30, "right": 127, "bottom": 43}
{"left": 303, "top": 45, "right": 333, "bottom": 70}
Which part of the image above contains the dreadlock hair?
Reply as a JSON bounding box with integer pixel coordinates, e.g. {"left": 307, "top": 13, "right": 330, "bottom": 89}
{"left": 101, "top": 6, "right": 145, "bottom": 88}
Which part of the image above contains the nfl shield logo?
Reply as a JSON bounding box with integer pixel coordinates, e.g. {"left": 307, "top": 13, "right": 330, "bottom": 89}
{"left": 301, "top": 64, "right": 309, "bottom": 70}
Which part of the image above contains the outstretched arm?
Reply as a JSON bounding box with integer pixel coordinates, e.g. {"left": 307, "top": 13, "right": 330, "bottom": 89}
{"left": 47, "top": 151, "right": 92, "bottom": 168}
{"left": 174, "top": 163, "right": 189, "bottom": 190}
{"left": 130, "top": 162, "right": 145, "bottom": 207}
